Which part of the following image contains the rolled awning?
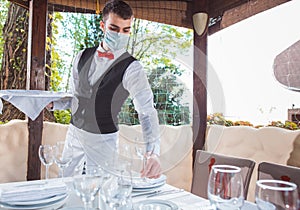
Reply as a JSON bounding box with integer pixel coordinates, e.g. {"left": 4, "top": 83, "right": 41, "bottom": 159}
{"left": 273, "top": 40, "right": 300, "bottom": 91}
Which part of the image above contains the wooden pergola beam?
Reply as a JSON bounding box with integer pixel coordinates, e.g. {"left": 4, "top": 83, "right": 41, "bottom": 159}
{"left": 8, "top": 0, "right": 29, "bottom": 9}
{"left": 26, "top": 0, "right": 48, "bottom": 181}
{"left": 221, "top": 0, "right": 291, "bottom": 32}
{"left": 192, "top": 0, "right": 208, "bottom": 163}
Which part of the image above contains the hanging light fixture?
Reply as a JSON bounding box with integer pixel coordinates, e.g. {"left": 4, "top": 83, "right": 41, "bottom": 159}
{"left": 193, "top": 12, "right": 209, "bottom": 37}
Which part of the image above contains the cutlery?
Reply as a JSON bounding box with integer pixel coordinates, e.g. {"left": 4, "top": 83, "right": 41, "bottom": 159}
{"left": 132, "top": 190, "right": 162, "bottom": 198}
{"left": 146, "top": 189, "right": 184, "bottom": 198}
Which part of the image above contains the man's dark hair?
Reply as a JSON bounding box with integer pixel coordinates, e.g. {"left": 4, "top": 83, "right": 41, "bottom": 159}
{"left": 102, "top": 0, "right": 133, "bottom": 22}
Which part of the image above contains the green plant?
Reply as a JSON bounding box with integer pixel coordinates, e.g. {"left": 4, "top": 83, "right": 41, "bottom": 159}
{"left": 268, "top": 120, "right": 299, "bottom": 130}
{"left": 207, "top": 113, "right": 230, "bottom": 126}
{"left": 118, "top": 59, "right": 191, "bottom": 126}
{"left": 0, "top": 0, "right": 9, "bottom": 68}
{"left": 53, "top": 109, "right": 71, "bottom": 124}
{"left": 207, "top": 113, "right": 300, "bottom": 130}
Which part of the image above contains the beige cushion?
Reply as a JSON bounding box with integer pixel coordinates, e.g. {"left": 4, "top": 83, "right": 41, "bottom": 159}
{"left": 205, "top": 125, "right": 300, "bottom": 201}
{"left": 0, "top": 120, "right": 69, "bottom": 182}
{"left": 42, "top": 121, "right": 69, "bottom": 179}
{"left": 0, "top": 119, "right": 28, "bottom": 182}
{"left": 287, "top": 133, "right": 300, "bottom": 167}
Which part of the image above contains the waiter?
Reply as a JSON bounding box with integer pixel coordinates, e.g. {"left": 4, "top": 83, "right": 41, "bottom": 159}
{"left": 50, "top": 0, "right": 161, "bottom": 178}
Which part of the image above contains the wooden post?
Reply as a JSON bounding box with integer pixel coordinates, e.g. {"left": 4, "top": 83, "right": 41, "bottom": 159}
{"left": 192, "top": 0, "right": 208, "bottom": 164}
{"left": 26, "top": 0, "right": 48, "bottom": 181}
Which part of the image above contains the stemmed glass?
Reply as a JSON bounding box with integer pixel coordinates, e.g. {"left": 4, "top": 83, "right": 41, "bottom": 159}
{"left": 38, "top": 144, "right": 54, "bottom": 179}
{"left": 53, "top": 141, "right": 73, "bottom": 178}
{"left": 134, "top": 138, "right": 155, "bottom": 181}
{"left": 73, "top": 165, "right": 104, "bottom": 210}
{"left": 101, "top": 159, "right": 133, "bottom": 210}
{"left": 255, "top": 179, "right": 299, "bottom": 210}
{"left": 135, "top": 144, "right": 147, "bottom": 173}
{"left": 207, "top": 165, "right": 244, "bottom": 210}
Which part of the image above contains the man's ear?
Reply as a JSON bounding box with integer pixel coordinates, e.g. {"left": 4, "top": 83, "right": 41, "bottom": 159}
{"left": 100, "top": 21, "right": 105, "bottom": 32}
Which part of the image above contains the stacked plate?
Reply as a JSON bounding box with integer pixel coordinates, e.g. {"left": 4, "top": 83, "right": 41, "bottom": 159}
{"left": 0, "top": 181, "right": 68, "bottom": 209}
{"left": 132, "top": 174, "right": 167, "bottom": 192}
{"left": 133, "top": 199, "right": 179, "bottom": 210}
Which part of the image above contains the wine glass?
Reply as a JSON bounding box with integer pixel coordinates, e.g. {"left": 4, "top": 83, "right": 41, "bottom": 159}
{"left": 135, "top": 144, "right": 146, "bottom": 172}
{"left": 73, "top": 165, "right": 104, "bottom": 210}
{"left": 38, "top": 144, "right": 54, "bottom": 179}
{"left": 134, "top": 138, "right": 155, "bottom": 181}
{"left": 207, "top": 165, "right": 244, "bottom": 210}
{"left": 255, "top": 179, "right": 299, "bottom": 210}
{"left": 53, "top": 141, "right": 73, "bottom": 178}
{"left": 101, "top": 159, "right": 133, "bottom": 210}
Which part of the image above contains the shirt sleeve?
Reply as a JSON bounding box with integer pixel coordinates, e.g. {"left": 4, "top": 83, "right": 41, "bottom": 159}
{"left": 123, "top": 61, "right": 161, "bottom": 155}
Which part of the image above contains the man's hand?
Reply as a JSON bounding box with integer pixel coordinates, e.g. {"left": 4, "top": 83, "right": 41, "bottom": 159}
{"left": 141, "top": 154, "right": 161, "bottom": 179}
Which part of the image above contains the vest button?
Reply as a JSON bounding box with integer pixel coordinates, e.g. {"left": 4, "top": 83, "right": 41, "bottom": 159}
{"left": 81, "top": 109, "right": 85, "bottom": 114}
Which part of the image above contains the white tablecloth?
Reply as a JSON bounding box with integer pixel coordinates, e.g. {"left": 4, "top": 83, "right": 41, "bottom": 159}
{"left": 0, "top": 178, "right": 258, "bottom": 210}
{"left": 0, "top": 90, "right": 73, "bottom": 120}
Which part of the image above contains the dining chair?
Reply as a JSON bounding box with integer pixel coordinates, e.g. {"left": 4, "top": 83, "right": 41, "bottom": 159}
{"left": 191, "top": 150, "right": 256, "bottom": 200}
{"left": 257, "top": 161, "right": 300, "bottom": 198}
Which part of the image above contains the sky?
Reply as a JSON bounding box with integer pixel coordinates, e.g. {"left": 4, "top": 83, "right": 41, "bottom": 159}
{"left": 178, "top": 0, "right": 300, "bottom": 126}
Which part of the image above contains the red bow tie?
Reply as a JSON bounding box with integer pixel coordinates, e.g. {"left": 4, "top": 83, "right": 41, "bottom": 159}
{"left": 97, "top": 50, "right": 114, "bottom": 59}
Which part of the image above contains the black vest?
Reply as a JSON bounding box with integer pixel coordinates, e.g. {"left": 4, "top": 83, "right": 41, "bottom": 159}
{"left": 71, "top": 46, "right": 136, "bottom": 134}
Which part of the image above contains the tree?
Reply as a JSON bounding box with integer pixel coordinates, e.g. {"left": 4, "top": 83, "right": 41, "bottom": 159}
{"left": 119, "top": 19, "right": 192, "bottom": 126}
{"left": 0, "top": 3, "right": 28, "bottom": 121}
{"left": 0, "top": 0, "right": 9, "bottom": 68}
{"left": 0, "top": 2, "right": 55, "bottom": 122}
{"left": 128, "top": 19, "right": 192, "bottom": 60}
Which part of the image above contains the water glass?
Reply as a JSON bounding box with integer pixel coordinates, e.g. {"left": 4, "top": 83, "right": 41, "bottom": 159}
{"left": 135, "top": 144, "right": 147, "bottom": 174}
{"left": 134, "top": 139, "right": 155, "bottom": 177}
{"left": 54, "top": 141, "right": 73, "bottom": 178}
{"left": 73, "top": 165, "right": 104, "bottom": 210}
{"left": 38, "top": 144, "right": 54, "bottom": 179}
{"left": 101, "top": 160, "right": 133, "bottom": 210}
{"left": 207, "top": 165, "right": 244, "bottom": 210}
{"left": 255, "top": 179, "right": 299, "bottom": 210}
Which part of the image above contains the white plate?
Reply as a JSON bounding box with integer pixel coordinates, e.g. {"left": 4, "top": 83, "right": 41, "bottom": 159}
{"left": 133, "top": 199, "right": 179, "bottom": 210}
{"left": 0, "top": 194, "right": 68, "bottom": 210}
{"left": 132, "top": 175, "right": 167, "bottom": 191}
{"left": 7, "top": 193, "right": 67, "bottom": 206}
{"left": 132, "top": 181, "right": 166, "bottom": 192}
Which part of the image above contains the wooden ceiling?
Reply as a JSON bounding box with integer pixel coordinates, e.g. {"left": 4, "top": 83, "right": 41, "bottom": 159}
{"left": 9, "top": 0, "right": 291, "bottom": 34}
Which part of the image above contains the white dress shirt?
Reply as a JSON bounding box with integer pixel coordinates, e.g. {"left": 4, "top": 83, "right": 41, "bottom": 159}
{"left": 54, "top": 45, "right": 160, "bottom": 175}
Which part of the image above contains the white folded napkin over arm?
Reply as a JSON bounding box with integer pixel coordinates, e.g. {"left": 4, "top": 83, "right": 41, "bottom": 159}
{"left": 0, "top": 90, "right": 73, "bottom": 120}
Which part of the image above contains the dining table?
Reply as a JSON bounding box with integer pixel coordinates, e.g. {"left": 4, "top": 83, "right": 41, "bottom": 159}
{"left": 0, "top": 176, "right": 259, "bottom": 210}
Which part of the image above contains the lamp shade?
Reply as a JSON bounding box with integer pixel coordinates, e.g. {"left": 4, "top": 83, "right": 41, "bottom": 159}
{"left": 193, "top": 12, "right": 209, "bottom": 36}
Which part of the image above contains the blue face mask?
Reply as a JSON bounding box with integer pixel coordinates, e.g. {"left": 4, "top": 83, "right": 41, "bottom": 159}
{"left": 104, "top": 29, "right": 130, "bottom": 51}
